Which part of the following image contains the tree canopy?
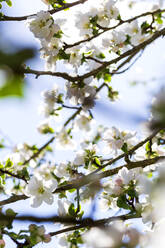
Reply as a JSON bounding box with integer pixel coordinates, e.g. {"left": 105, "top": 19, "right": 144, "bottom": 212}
{"left": 0, "top": 0, "right": 165, "bottom": 247}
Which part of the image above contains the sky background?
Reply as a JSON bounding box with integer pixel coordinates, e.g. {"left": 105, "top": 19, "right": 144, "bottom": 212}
{"left": 0, "top": 0, "right": 165, "bottom": 247}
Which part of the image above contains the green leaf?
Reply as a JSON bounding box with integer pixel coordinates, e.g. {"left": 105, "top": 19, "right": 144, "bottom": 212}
{"left": 121, "top": 143, "right": 128, "bottom": 153}
{"left": 104, "top": 73, "right": 111, "bottom": 83}
{"left": 68, "top": 203, "right": 76, "bottom": 217}
{"left": 117, "top": 194, "right": 131, "bottom": 210}
{"left": 6, "top": 208, "right": 17, "bottom": 217}
{"left": 0, "top": 75, "right": 24, "bottom": 98}
{"left": 94, "top": 157, "right": 101, "bottom": 166}
{"left": 6, "top": 0, "right": 12, "bottom": 6}
{"left": 5, "top": 158, "right": 13, "bottom": 168}
{"left": 0, "top": 48, "right": 35, "bottom": 98}
{"left": 96, "top": 53, "right": 105, "bottom": 59}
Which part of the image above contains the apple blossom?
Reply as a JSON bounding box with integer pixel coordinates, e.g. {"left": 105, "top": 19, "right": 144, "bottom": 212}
{"left": 25, "top": 176, "right": 57, "bottom": 207}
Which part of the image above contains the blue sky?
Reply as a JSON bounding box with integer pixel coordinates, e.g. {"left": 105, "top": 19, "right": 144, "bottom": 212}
{"left": 0, "top": 0, "right": 165, "bottom": 247}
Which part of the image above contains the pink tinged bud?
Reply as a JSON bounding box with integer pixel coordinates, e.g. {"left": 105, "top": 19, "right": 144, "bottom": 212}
{"left": 126, "top": 229, "right": 139, "bottom": 246}
{"left": 41, "top": 0, "right": 50, "bottom": 5}
{"left": 43, "top": 234, "right": 51, "bottom": 243}
{"left": 0, "top": 240, "right": 5, "bottom": 248}
{"left": 115, "top": 177, "right": 123, "bottom": 186}
{"left": 113, "top": 185, "right": 122, "bottom": 195}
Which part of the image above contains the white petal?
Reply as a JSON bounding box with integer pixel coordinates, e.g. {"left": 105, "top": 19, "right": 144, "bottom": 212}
{"left": 30, "top": 196, "right": 42, "bottom": 208}
{"left": 43, "top": 191, "right": 54, "bottom": 205}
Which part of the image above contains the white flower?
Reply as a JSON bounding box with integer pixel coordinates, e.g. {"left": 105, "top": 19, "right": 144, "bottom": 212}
{"left": 75, "top": 12, "right": 93, "bottom": 37}
{"left": 41, "top": 84, "right": 59, "bottom": 105}
{"left": 38, "top": 103, "right": 54, "bottom": 117}
{"left": 141, "top": 203, "right": 154, "bottom": 225}
{"left": 103, "top": 0, "right": 119, "bottom": 20}
{"left": 56, "top": 128, "right": 76, "bottom": 150}
{"left": 134, "top": 146, "right": 147, "bottom": 161}
{"left": 55, "top": 162, "right": 70, "bottom": 178}
{"left": 74, "top": 143, "right": 98, "bottom": 166}
{"left": 58, "top": 234, "right": 69, "bottom": 247}
{"left": 25, "top": 176, "right": 57, "bottom": 208}
{"left": 35, "top": 163, "right": 55, "bottom": 182}
{"left": 57, "top": 199, "right": 70, "bottom": 216}
{"left": 124, "top": 20, "right": 139, "bottom": 36}
{"left": 74, "top": 112, "right": 93, "bottom": 132}
{"left": 66, "top": 82, "right": 96, "bottom": 109}
{"left": 131, "top": 32, "right": 148, "bottom": 46}
{"left": 40, "top": 38, "right": 63, "bottom": 70}
{"left": 65, "top": 45, "right": 82, "bottom": 68}
{"left": 39, "top": 84, "right": 61, "bottom": 117}
{"left": 103, "top": 127, "right": 136, "bottom": 154}
{"left": 37, "top": 120, "right": 54, "bottom": 134}
{"left": 27, "top": 11, "right": 59, "bottom": 41}
{"left": 118, "top": 167, "right": 137, "bottom": 185}
{"left": 74, "top": 150, "right": 86, "bottom": 165}
{"left": 83, "top": 222, "right": 124, "bottom": 248}
{"left": 104, "top": 30, "right": 126, "bottom": 53}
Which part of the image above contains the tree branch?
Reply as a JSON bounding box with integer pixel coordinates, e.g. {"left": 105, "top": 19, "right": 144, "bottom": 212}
{"left": 49, "top": 212, "right": 141, "bottom": 236}
{"left": 0, "top": 168, "right": 27, "bottom": 182}
{"left": 22, "top": 136, "right": 55, "bottom": 166}
{"left": 0, "top": 0, "right": 88, "bottom": 21}
{"left": 0, "top": 154, "right": 164, "bottom": 207}
{"left": 78, "top": 27, "right": 165, "bottom": 80}
{"left": 63, "top": 8, "right": 165, "bottom": 50}
{"left": 23, "top": 27, "right": 165, "bottom": 82}
{"left": 0, "top": 211, "right": 140, "bottom": 225}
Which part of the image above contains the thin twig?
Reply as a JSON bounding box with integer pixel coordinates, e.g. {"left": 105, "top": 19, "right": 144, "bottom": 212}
{"left": 23, "top": 27, "right": 165, "bottom": 82}
{"left": 0, "top": 0, "right": 88, "bottom": 21}
{"left": 0, "top": 154, "right": 164, "bottom": 207}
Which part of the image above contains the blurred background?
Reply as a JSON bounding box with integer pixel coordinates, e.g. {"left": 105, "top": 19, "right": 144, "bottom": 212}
{"left": 0, "top": 0, "right": 165, "bottom": 247}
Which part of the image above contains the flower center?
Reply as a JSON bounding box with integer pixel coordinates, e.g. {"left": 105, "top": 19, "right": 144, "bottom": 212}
{"left": 38, "top": 187, "right": 45, "bottom": 194}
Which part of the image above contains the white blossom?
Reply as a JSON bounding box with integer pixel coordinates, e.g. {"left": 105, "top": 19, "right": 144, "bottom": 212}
{"left": 27, "top": 11, "right": 59, "bottom": 41}
{"left": 56, "top": 128, "right": 76, "bottom": 150}
{"left": 83, "top": 221, "right": 124, "bottom": 248}
{"left": 25, "top": 176, "right": 57, "bottom": 208}
{"left": 55, "top": 162, "right": 70, "bottom": 178}
{"left": 74, "top": 112, "right": 93, "bottom": 132}
{"left": 37, "top": 120, "right": 54, "bottom": 134}
{"left": 57, "top": 199, "right": 70, "bottom": 216}
{"left": 103, "top": 126, "right": 136, "bottom": 154}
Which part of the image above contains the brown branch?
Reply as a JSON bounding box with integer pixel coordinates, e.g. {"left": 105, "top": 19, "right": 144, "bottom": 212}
{"left": 0, "top": 0, "right": 88, "bottom": 21}
{"left": 64, "top": 107, "right": 81, "bottom": 127}
{"left": 0, "top": 168, "right": 27, "bottom": 182}
{"left": 0, "top": 155, "right": 163, "bottom": 207}
{"left": 23, "top": 27, "right": 165, "bottom": 82}
{"left": 112, "top": 50, "right": 144, "bottom": 75}
{"left": 54, "top": 156, "right": 165, "bottom": 192}
{"left": 22, "top": 136, "right": 55, "bottom": 166}
{"left": 96, "top": 128, "right": 162, "bottom": 172}
{"left": 0, "top": 211, "right": 140, "bottom": 225}
{"left": 21, "top": 51, "right": 139, "bottom": 169}
{"left": 62, "top": 104, "right": 80, "bottom": 110}
{"left": 63, "top": 8, "right": 165, "bottom": 50}
{"left": 22, "top": 68, "right": 77, "bottom": 82}
{"left": 23, "top": 50, "right": 141, "bottom": 167}
{"left": 100, "top": 156, "right": 165, "bottom": 179}
{"left": 0, "top": 194, "right": 28, "bottom": 206}
{"left": 78, "top": 27, "right": 165, "bottom": 80}
{"left": 49, "top": 212, "right": 141, "bottom": 236}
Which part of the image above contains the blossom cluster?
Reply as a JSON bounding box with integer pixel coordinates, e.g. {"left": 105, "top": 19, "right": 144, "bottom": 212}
{"left": 0, "top": 0, "right": 165, "bottom": 247}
